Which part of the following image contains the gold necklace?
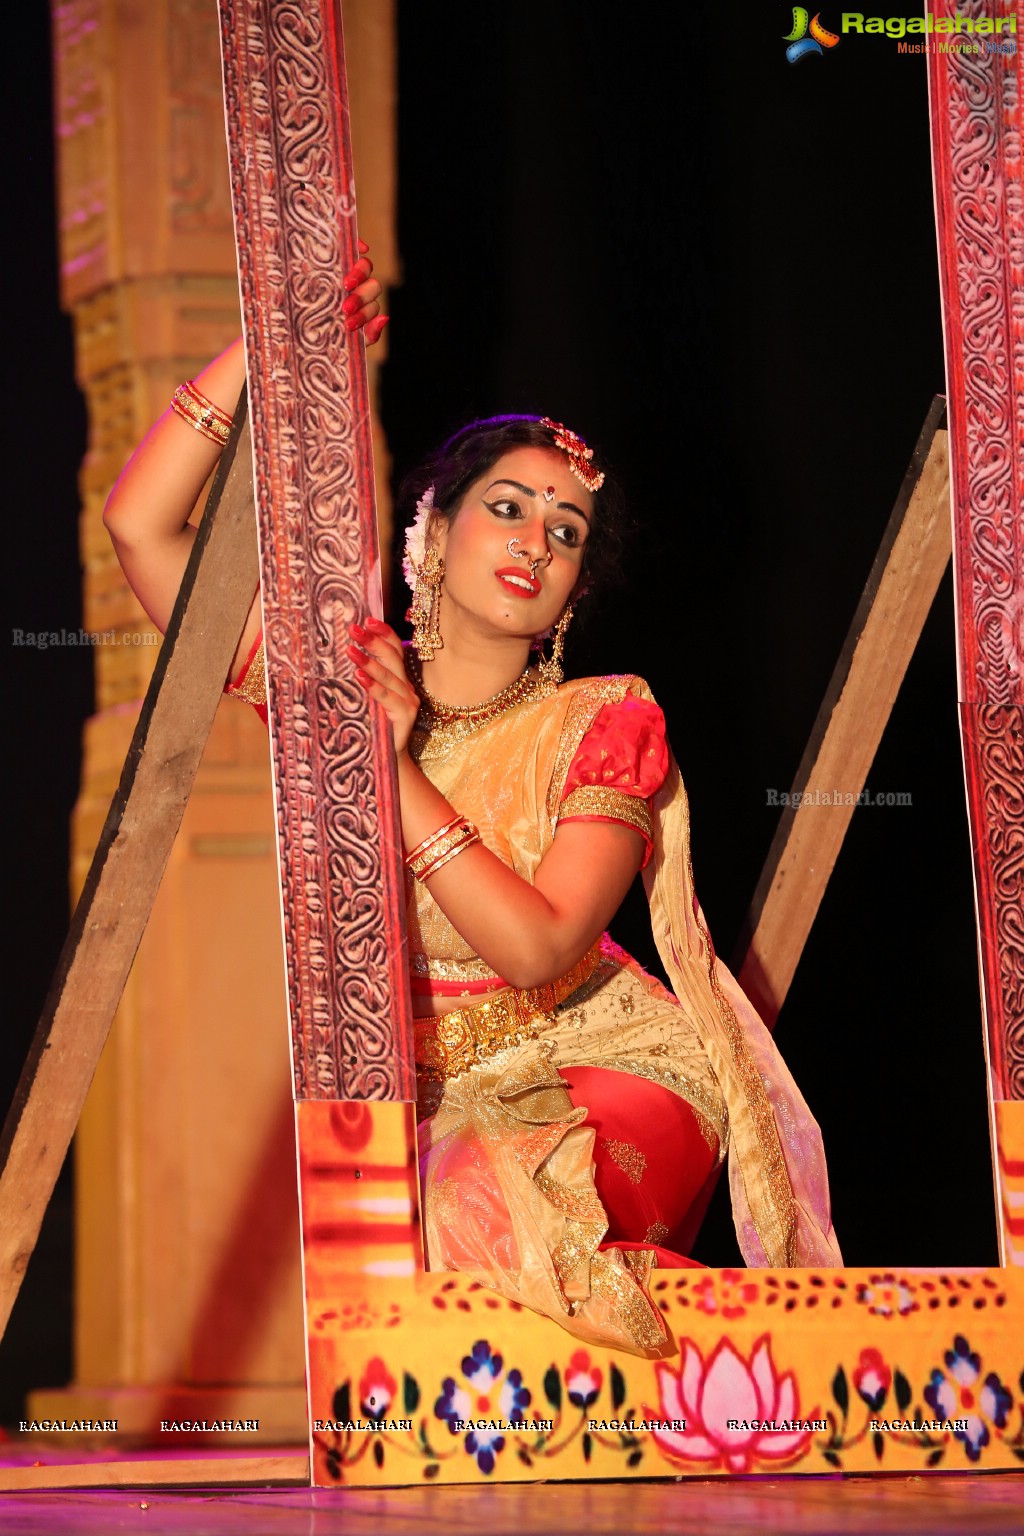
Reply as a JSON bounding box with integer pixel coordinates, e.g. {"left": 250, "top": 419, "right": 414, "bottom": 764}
{"left": 405, "top": 647, "right": 550, "bottom": 749}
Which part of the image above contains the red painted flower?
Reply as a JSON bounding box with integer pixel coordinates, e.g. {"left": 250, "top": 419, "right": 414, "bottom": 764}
{"left": 852, "top": 1348, "right": 891, "bottom": 1412}
{"left": 564, "top": 1350, "right": 603, "bottom": 1409}
{"left": 692, "top": 1269, "right": 760, "bottom": 1319}
{"left": 359, "top": 1357, "right": 398, "bottom": 1421}
{"left": 644, "top": 1334, "right": 815, "bottom": 1473}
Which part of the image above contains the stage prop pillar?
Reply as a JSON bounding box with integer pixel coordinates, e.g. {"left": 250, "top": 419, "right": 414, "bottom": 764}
{"left": 927, "top": 0, "right": 1024, "bottom": 1263}
{"left": 31, "top": 0, "right": 396, "bottom": 1440}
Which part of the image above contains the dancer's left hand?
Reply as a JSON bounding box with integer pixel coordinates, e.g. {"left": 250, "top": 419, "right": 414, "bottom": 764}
{"left": 347, "top": 619, "right": 419, "bottom": 753}
{"left": 342, "top": 239, "right": 389, "bottom": 344}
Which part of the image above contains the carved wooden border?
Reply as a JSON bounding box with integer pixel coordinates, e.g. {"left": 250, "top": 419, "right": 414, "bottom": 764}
{"left": 928, "top": 0, "right": 1024, "bottom": 1104}
{"left": 217, "top": 0, "right": 414, "bottom": 1101}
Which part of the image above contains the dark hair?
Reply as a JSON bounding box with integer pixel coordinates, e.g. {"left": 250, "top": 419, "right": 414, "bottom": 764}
{"left": 397, "top": 415, "right": 630, "bottom": 605}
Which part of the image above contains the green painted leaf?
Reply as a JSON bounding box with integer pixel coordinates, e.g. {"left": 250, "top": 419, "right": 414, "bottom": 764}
{"left": 373, "top": 1440, "right": 384, "bottom": 1469}
{"left": 332, "top": 1382, "right": 351, "bottom": 1423}
{"left": 894, "top": 1370, "right": 912, "bottom": 1413}
{"left": 544, "top": 1366, "right": 562, "bottom": 1408}
{"left": 611, "top": 1363, "right": 627, "bottom": 1411}
{"left": 832, "top": 1367, "right": 849, "bottom": 1415}
{"left": 822, "top": 1450, "right": 841, "bottom": 1469}
{"left": 872, "top": 1430, "right": 884, "bottom": 1462}
{"left": 926, "top": 1448, "right": 944, "bottom": 1468}
{"left": 582, "top": 1431, "right": 593, "bottom": 1462}
{"left": 403, "top": 1373, "right": 420, "bottom": 1415}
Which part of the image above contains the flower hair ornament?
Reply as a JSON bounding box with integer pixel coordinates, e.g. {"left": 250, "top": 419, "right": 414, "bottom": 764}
{"left": 540, "top": 417, "right": 605, "bottom": 493}
{"left": 404, "top": 485, "right": 444, "bottom": 659}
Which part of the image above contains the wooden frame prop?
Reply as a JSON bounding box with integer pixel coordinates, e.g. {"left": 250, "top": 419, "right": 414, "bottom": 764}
{"left": 1, "top": 0, "right": 1020, "bottom": 1492}
{"left": 219, "top": 0, "right": 1023, "bottom": 1487}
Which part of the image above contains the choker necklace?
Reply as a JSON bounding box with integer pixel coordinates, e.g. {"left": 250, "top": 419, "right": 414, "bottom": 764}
{"left": 405, "top": 647, "right": 548, "bottom": 747}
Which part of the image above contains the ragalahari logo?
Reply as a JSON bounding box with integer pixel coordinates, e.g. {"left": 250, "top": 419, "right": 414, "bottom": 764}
{"left": 784, "top": 8, "right": 841, "bottom": 63}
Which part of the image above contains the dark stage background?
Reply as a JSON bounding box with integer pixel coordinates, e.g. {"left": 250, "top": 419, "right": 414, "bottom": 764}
{"left": 2, "top": 4, "right": 997, "bottom": 1425}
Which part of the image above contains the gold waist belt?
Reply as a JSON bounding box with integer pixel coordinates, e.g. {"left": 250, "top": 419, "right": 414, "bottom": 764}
{"left": 414, "top": 945, "right": 601, "bottom": 1081}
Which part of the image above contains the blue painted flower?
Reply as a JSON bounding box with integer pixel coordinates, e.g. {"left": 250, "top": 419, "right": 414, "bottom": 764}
{"left": 434, "top": 1340, "right": 533, "bottom": 1474}
{"left": 924, "top": 1334, "right": 1014, "bottom": 1463}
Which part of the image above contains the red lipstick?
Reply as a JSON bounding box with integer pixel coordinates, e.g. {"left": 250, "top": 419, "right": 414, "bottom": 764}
{"left": 495, "top": 567, "right": 541, "bottom": 598}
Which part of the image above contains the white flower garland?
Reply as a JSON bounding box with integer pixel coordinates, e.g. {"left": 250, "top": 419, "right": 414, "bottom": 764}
{"left": 402, "top": 485, "right": 435, "bottom": 593}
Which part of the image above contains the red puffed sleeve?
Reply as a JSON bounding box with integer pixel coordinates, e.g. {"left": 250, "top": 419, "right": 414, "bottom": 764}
{"left": 557, "top": 695, "right": 668, "bottom": 866}
{"left": 224, "top": 630, "right": 268, "bottom": 726}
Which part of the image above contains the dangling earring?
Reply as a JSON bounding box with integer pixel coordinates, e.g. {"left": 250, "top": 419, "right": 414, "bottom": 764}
{"left": 407, "top": 547, "right": 445, "bottom": 660}
{"left": 536, "top": 604, "right": 573, "bottom": 689}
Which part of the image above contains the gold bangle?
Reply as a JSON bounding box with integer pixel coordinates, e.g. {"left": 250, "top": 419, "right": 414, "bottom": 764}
{"left": 170, "top": 381, "right": 233, "bottom": 447}
{"left": 407, "top": 818, "right": 480, "bottom": 881}
{"left": 415, "top": 828, "right": 481, "bottom": 881}
{"left": 404, "top": 815, "right": 464, "bottom": 869}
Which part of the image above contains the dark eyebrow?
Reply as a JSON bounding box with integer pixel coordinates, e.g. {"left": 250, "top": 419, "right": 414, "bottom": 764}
{"left": 484, "top": 479, "right": 591, "bottom": 527}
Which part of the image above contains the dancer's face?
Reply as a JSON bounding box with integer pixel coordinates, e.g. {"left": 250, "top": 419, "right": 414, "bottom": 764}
{"left": 431, "top": 447, "right": 592, "bottom": 642}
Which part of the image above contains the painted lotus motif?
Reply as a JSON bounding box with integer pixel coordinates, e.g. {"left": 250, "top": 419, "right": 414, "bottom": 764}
{"left": 645, "top": 1334, "right": 815, "bottom": 1472}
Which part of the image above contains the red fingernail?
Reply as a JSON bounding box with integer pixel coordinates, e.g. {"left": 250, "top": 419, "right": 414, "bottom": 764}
{"left": 345, "top": 316, "right": 359, "bottom": 331}
{"left": 342, "top": 295, "right": 359, "bottom": 315}
{"left": 365, "top": 617, "right": 388, "bottom": 633}
{"left": 349, "top": 622, "right": 366, "bottom": 638}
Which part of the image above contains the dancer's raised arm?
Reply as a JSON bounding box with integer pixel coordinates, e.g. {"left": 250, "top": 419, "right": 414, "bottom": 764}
{"left": 103, "top": 245, "right": 385, "bottom": 675}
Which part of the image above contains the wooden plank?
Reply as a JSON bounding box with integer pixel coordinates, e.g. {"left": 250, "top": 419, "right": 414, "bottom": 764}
{"left": 0, "top": 400, "right": 258, "bottom": 1340}
{"left": 217, "top": 0, "right": 415, "bottom": 1103}
{"left": 733, "top": 398, "right": 951, "bottom": 1027}
{"left": 0, "top": 1453, "right": 309, "bottom": 1492}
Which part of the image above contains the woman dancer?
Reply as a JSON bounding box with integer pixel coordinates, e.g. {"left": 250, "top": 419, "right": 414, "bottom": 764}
{"left": 106, "top": 256, "right": 840, "bottom": 1359}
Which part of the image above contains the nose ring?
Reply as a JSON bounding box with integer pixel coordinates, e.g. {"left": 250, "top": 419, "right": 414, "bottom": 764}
{"left": 507, "top": 537, "right": 552, "bottom": 579}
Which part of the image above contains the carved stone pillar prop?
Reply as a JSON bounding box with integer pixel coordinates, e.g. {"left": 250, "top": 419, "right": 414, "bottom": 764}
{"left": 34, "top": 0, "right": 396, "bottom": 1439}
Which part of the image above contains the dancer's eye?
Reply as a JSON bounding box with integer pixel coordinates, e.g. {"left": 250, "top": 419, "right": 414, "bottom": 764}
{"left": 484, "top": 498, "right": 522, "bottom": 520}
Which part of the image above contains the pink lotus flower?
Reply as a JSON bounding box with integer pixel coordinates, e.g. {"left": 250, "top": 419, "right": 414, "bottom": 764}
{"left": 645, "top": 1334, "right": 815, "bottom": 1472}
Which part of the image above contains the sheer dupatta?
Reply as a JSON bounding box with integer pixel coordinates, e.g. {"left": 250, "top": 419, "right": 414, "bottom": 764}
{"left": 642, "top": 732, "right": 842, "bottom": 1268}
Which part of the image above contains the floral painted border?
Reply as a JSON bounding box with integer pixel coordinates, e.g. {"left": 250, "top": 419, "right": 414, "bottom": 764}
{"left": 313, "top": 1302, "right": 1024, "bottom": 1480}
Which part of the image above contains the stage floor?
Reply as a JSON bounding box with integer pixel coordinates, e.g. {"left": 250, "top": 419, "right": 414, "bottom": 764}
{"left": 1, "top": 1474, "right": 1023, "bottom": 1535}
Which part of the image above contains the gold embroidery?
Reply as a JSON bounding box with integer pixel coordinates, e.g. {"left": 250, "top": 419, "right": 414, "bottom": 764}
{"left": 589, "top": 1252, "right": 665, "bottom": 1350}
{"left": 415, "top": 946, "right": 602, "bottom": 1080}
{"left": 601, "top": 1138, "right": 647, "bottom": 1186}
{"left": 545, "top": 678, "right": 634, "bottom": 819}
{"left": 536, "top": 1168, "right": 606, "bottom": 1225}
{"left": 410, "top": 953, "right": 504, "bottom": 983}
{"left": 644, "top": 1221, "right": 669, "bottom": 1246}
{"left": 225, "top": 637, "right": 267, "bottom": 707}
{"left": 619, "top": 993, "right": 636, "bottom": 1018}
{"left": 552, "top": 1218, "right": 605, "bottom": 1295}
{"left": 621, "top": 1247, "right": 657, "bottom": 1286}
{"left": 432, "top": 1176, "right": 461, "bottom": 1232}
{"left": 558, "top": 786, "right": 653, "bottom": 843}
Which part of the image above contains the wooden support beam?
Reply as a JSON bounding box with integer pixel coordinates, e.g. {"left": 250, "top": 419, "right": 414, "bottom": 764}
{"left": 0, "top": 1452, "right": 308, "bottom": 1492}
{"left": 0, "top": 401, "right": 257, "bottom": 1340}
{"left": 733, "top": 397, "right": 951, "bottom": 1028}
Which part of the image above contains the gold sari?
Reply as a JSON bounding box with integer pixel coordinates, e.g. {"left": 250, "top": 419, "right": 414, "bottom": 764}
{"left": 411, "top": 675, "right": 841, "bottom": 1357}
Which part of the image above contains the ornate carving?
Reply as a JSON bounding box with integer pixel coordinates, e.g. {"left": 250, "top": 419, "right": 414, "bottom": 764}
{"left": 929, "top": 0, "right": 1024, "bottom": 1103}
{"left": 218, "top": 0, "right": 414, "bottom": 1100}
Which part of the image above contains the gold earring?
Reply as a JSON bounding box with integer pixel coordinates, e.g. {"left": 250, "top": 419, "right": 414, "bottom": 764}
{"left": 537, "top": 603, "right": 573, "bottom": 690}
{"left": 408, "top": 548, "right": 445, "bottom": 660}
